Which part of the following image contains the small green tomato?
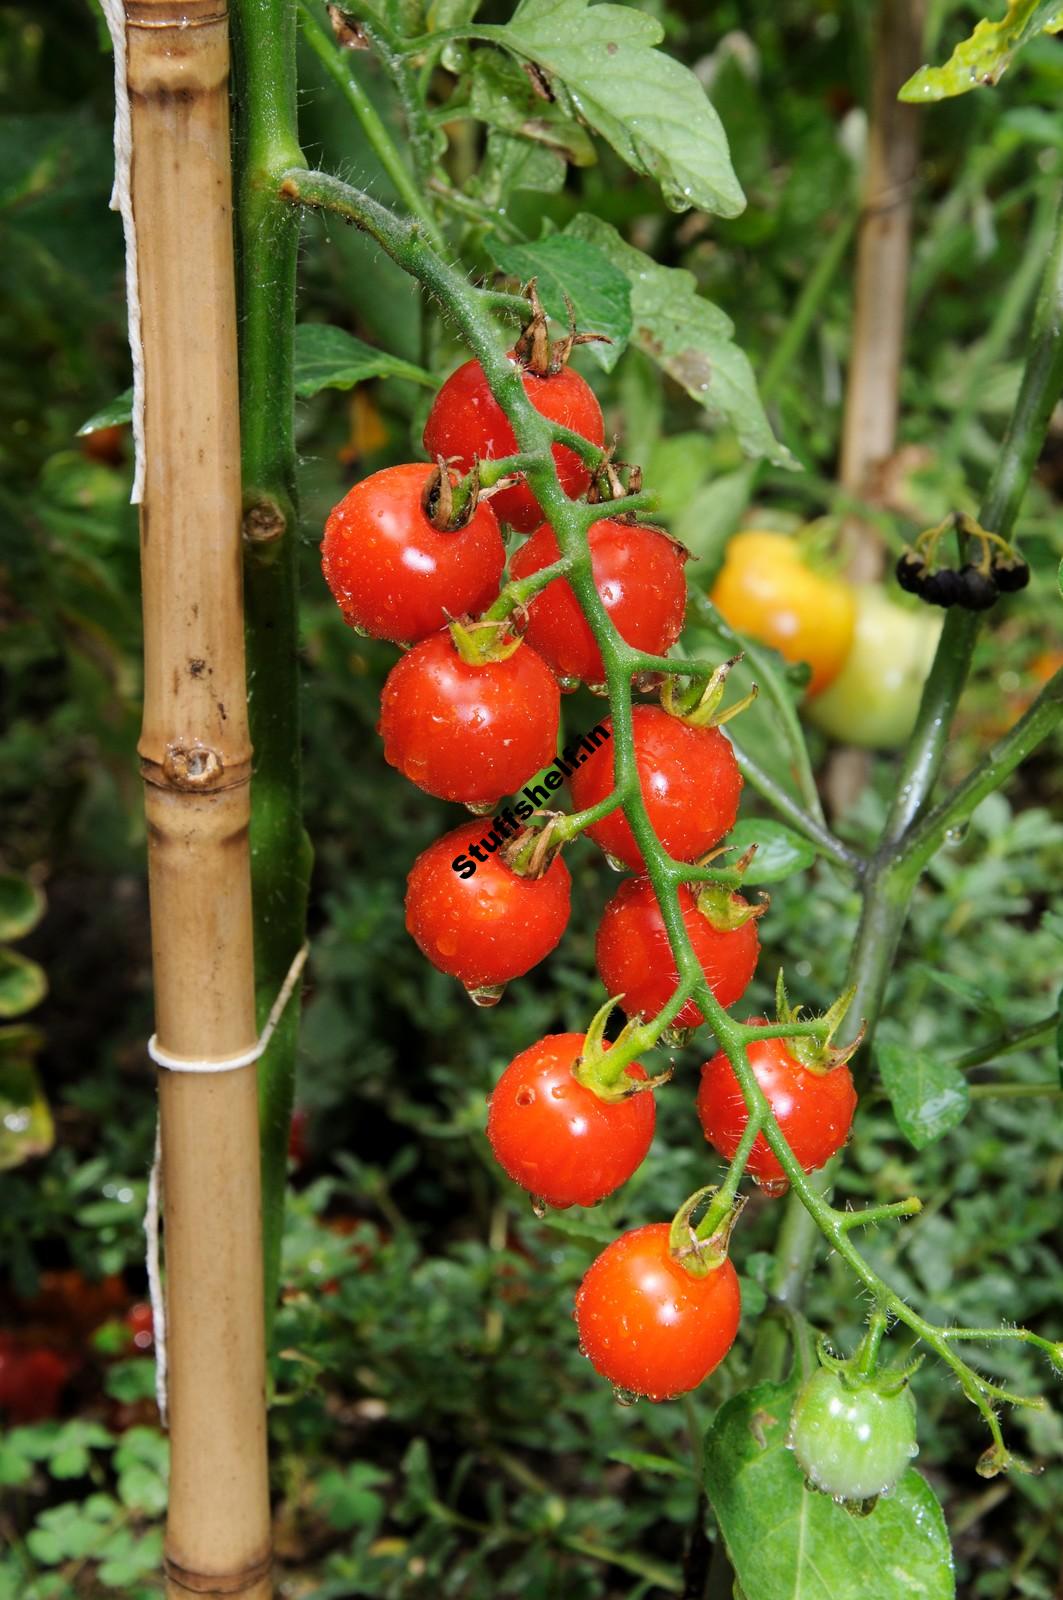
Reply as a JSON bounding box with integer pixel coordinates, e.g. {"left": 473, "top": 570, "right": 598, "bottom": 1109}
{"left": 806, "top": 585, "right": 941, "bottom": 750}
{"left": 788, "top": 1366, "right": 918, "bottom": 1503}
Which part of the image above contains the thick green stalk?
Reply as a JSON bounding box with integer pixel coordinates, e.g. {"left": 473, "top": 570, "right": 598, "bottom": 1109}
{"left": 231, "top": 0, "right": 312, "bottom": 1325}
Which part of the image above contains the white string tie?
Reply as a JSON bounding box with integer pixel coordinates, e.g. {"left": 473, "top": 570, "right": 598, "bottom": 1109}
{"left": 143, "top": 941, "right": 310, "bottom": 1423}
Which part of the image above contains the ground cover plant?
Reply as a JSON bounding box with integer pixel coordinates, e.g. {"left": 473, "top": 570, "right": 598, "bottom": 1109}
{"left": 1, "top": 0, "right": 1062, "bottom": 1595}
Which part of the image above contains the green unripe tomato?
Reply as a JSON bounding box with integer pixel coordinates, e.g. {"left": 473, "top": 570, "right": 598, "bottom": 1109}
{"left": 806, "top": 586, "right": 941, "bottom": 750}
{"left": 788, "top": 1367, "right": 918, "bottom": 1502}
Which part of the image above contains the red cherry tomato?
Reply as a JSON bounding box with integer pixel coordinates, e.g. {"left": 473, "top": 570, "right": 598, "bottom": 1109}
{"left": 568, "top": 705, "right": 742, "bottom": 870}
{"left": 486, "top": 1033, "right": 655, "bottom": 1208}
{"left": 0, "top": 1336, "right": 73, "bottom": 1422}
{"left": 509, "top": 520, "right": 688, "bottom": 684}
{"left": 423, "top": 356, "right": 605, "bottom": 533}
{"left": 125, "top": 1302, "right": 155, "bottom": 1352}
{"left": 697, "top": 1026, "right": 857, "bottom": 1182}
{"left": 379, "top": 631, "right": 560, "bottom": 806}
{"left": 575, "top": 1223, "right": 741, "bottom": 1399}
{"left": 405, "top": 824, "right": 571, "bottom": 991}
{"left": 596, "top": 880, "right": 759, "bottom": 1029}
{"left": 321, "top": 463, "right": 505, "bottom": 643}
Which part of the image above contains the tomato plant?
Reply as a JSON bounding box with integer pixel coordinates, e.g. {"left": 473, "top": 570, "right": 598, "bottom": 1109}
{"left": 16, "top": 0, "right": 1063, "bottom": 1595}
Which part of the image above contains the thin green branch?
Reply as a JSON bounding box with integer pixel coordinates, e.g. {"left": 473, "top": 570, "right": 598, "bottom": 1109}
{"left": 902, "top": 668, "right": 1063, "bottom": 877}
{"left": 297, "top": 0, "right": 446, "bottom": 249}
{"left": 951, "top": 1013, "right": 1059, "bottom": 1071}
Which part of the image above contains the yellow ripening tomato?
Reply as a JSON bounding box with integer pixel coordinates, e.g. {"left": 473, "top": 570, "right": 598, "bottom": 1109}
{"left": 806, "top": 586, "right": 942, "bottom": 749}
{"left": 710, "top": 530, "right": 856, "bottom": 695}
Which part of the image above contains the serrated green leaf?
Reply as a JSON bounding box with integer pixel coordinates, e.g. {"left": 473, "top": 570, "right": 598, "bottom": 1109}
{"left": 0, "top": 949, "right": 47, "bottom": 1019}
{"left": 78, "top": 389, "right": 133, "bottom": 436}
{"left": 724, "top": 820, "right": 817, "bottom": 883}
{"left": 488, "top": 0, "right": 744, "bottom": 215}
{"left": 877, "top": 1043, "right": 970, "bottom": 1150}
{"left": 900, "top": 0, "right": 1063, "bottom": 102}
{"left": 564, "top": 215, "right": 790, "bottom": 467}
{"left": 489, "top": 235, "right": 632, "bottom": 370}
{"left": 704, "top": 1375, "right": 955, "bottom": 1600}
{"left": 0, "top": 876, "right": 45, "bottom": 942}
{"left": 292, "top": 324, "right": 434, "bottom": 397}
{"left": 468, "top": 50, "right": 596, "bottom": 165}
{"left": 0, "top": 1055, "right": 53, "bottom": 1170}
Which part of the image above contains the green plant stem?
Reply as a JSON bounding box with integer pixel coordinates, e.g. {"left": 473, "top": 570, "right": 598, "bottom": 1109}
{"left": 276, "top": 164, "right": 1058, "bottom": 1461}
{"left": 951, "top": 1013, "right": 1058, "bottom": 1070}
{"left": 297, "top": 1, "right": 447, "bottom": 250}
{"left": 903, "top": 667, "right": 1063, "bottom": 875}
{"left": 968, "top": 1082, "right": 1063, "bottom": 1100}
{"left": 727, "top": 742, "right": 860, "bottom": 873}
{"left": 231, "top": 0, "right": 313, "bottom": 1327}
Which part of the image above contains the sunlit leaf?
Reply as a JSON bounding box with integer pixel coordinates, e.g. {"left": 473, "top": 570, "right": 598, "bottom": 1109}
{"left": 900, "top": 0, "right": 1063, "bottom": 102}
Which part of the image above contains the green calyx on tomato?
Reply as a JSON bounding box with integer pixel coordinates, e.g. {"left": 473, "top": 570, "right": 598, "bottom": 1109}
{"left": 806, "top": 585, "right": 942, "bottom": 750}
{"left": 667, "top": 1184, "right": 746, "bottom": 1279}
{"left": 788, "top": 1355, "right": 920, "bottom": 1506}
{"left": 570, "top": 994, "right": 672, "bottom": 1105}
{"left": 660, "top": 653, "right": 759, "bottom": 730}
{"left": 775, "top": 970, "right": 864, "bottom": 1075}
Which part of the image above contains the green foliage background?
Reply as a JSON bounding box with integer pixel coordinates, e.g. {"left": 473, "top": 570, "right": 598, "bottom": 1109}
{"left": 0, "top": 1, "right": 1061, "bottom": 1595}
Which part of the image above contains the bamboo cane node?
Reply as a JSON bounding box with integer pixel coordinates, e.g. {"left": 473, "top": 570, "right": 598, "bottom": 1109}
{"left": 125, "top": 0, "right": 229, "bottom": 29}
{"left": 159, "top": 741, "right": 226, "bottom": 789}
{"left": 163, "top": 1547, "right": 273, "bottom": 1595}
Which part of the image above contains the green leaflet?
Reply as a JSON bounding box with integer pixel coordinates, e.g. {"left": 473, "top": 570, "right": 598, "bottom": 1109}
{"left": 877, "top": 1042, "right": 971, "bottom": 1150}
{"left": 485, "top": 0, "right": 744, "bottom": 215}
{"left": 901, "top": 0, "right": 1063, "bottom": 102}
{"left": 564, "top": 214, "right": 791, "bottom": 466}
{"left": 488, "top": 234, "right": 632, "bottom": 370}
{"left": 704, "top": 1375, "right": 955, "bottom": 1600}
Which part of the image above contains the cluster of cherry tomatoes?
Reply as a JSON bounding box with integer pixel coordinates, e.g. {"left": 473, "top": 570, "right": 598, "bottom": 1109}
{"left": 321, "top": 325, "right": 859, "bottom": 1403}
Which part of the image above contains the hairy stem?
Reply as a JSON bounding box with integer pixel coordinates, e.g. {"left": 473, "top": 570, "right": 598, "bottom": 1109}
{"left": 231, "top": 0, "right": 313, "bottom": 1327}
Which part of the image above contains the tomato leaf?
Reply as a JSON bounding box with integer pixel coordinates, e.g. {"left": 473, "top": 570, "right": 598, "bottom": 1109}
{"left": 0, "top": 1054, "right": 53, "bottom": 1171}
{"left": 900, "top": 0, "right": 1063, "bottom": 103}
{"left": 468, "top": 49, "right": 597, "bottom": 166}
{"left": 293, "top": 324, "right": 434, "bottom": 395}
{"left": 0, "top": 874, "right": 45, "bottom": 942}
{"left": 608, "top": 1448, "right": 694, "bottom": 1479}
{"left": 0, "top": 948, "right": 47, "bottom": 1019}
{"left": 877, "top": 1043, "right": 970, "bottom": 1150}
{"left": 486, "top": 0, "right": 744, "bottom": 216}
{"left": 78, "top": 389, "right": 133, "bottom": 435}
{"left": 564, "top": 215, "right": 791, "bottom": 467}
{"left": 488, "top": 235, "right": 632, "bottom": 370}
{"left": 723, "top": 819, "right": 817, "bottom": 883}
{"left": 704, "top": 1375, "right": 956, "bottom": 1600}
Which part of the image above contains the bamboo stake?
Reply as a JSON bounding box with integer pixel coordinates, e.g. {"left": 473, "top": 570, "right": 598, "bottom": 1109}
{"left": 828, "top": 0, "right": 926, "bottom": 817}
{"left": 839, "top": 0, "right": 926, "bottom": 562}
{"left": 124, "top": 2, "right": 272, "bottom": 1594}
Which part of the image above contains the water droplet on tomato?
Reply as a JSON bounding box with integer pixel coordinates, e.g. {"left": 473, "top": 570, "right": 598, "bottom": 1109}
{"left": 466, "top": 982, "right": 506, "bottom": 1008}
{"left": 612, "top": 1385, "right": 640, "bottom": 1407}
{"left": 603, "top": 851, "right": 628, "bottom": 873}
{"left": 754, "top": 1175, "right": 790, "bottom": 1198}
{"left": 530, "top": 1195, "right": 548, "bottom": 1218}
